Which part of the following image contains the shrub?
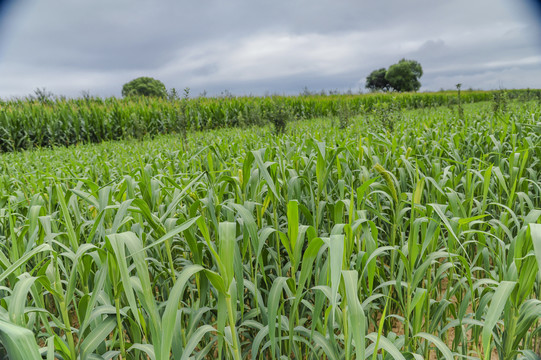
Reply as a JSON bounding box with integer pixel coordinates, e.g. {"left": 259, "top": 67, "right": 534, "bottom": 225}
{"left": 266, "top": 100, "right": 292, "bottom": 134}
{"left": 337, "top": 101, "right": 352, "bottom": 129}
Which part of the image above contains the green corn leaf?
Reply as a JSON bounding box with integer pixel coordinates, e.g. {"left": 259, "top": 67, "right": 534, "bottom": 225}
{"left": 482, "top": 281, "right": 516, "bottom": 360}
{"left": 106, "top": 233, "right": 140, "bottom": 329}
{"left": 366, "top": 333, "right": 406, "bottom": 360}
{"left": 136, "top": 216, "right": 200, "bottom": 255}
{"left": 0, "top": 244, "right": 52, "bottom": 284}
{"left": 9, "top": 275, "right": 37, "bottom": 327}
{"left": 530, "top": 224, "right": 541, "bottom": 276}
{"left": 268, "top": 277, "right": 288, "bottom": 359}
{"left": 0, "top": 320, "right": 41, "bottom": 360}
{"left": 80, "top": 317, "right": 117, "bottom": 359}
{"left": 160, "top": 264, "right": 204, "bottom": 360}
{"left": 180, "top": 325, "right": 217, "bottom": 360}
{"left": 414, "top": 332, "right": 454, "bottom": 360}
{"left": 342, "top": 270, "right": 366, "bottom": 360}
{"left": 252, "top": 149, "right": 279, "bottom": 199}
{"left": 219, "top": 221, "right": 237, "bottom": 287}
{"left": 328, "top": 234, "right": 344, "bottom": 315}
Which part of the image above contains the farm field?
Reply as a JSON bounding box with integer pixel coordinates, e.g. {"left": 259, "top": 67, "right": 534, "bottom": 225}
{"left": 0, "top": 99, "right": 541, "bottom": 359}
{"left": 1, "top": 89, "right": 540, "bottom": 152}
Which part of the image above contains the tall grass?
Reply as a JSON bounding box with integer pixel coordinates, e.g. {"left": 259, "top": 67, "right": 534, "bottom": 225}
{"left": 0, "top": 101, "right": 540, "bottom": 359}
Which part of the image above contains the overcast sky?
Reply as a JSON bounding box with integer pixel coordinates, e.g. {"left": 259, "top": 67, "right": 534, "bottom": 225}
{"left": 0, "top": 0, "right": 541, "bottom": 98}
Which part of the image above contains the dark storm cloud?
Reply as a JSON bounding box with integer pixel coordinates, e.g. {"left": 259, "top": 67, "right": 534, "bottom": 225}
{"left": 0, "top": 0, "right": 540, "bottom": 97}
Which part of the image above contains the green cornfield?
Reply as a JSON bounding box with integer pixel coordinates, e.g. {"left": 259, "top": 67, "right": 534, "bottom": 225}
{"left": 0, "top": 98, "right": 541, "bottom": 359}
{"left": 1, "top": 89, "right": 540, "bottom": 152}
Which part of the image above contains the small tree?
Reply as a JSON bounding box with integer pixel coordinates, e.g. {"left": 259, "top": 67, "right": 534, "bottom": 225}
{"left": 122, "top": 77, "right": 167, "bottom": 98}
{"left": 365, "top": 68, "right": 390, "bottom": 92}
{"left": 385, "top": 59, "right": 423, "bottom": 92}
{"left": 267, "top": 100, "right": 292, "bottom": 135}
{"left": 337, "top": 101, "right": 352, "bottom": 129}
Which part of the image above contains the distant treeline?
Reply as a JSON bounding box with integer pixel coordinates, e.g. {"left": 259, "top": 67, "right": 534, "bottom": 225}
{"left": 0, "top": 89, "right": 540, "bottom": 152}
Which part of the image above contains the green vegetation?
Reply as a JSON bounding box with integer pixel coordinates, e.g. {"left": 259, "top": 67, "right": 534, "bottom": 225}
{"left": 366, "top": 59, "right": 423, "bottom": 92}
{"left": 1, "top": 89, "right": 540, "bottom": 153}
{"left": 385, "top": 59, "right": 423, "bottom": 92}
{"left": 365, "top": 68, "right": 390, "bottom": 92}
{"left": 0, "top": 95, "right": 541, "bottom": 359}
{"left": 122, "top": 76, "right": 168, "bottom": 98}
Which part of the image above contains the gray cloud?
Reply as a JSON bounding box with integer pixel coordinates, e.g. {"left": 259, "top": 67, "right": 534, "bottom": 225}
{"left": 0, "top": 0, "right": 540, "bottom": 98}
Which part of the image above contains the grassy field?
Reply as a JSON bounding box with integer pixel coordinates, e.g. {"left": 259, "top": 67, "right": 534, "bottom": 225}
{"left": 0, "top": 99, "right": 541, "bottom": 359}
{"left": 1, "top": 89, "right": 540, "bottom": 152}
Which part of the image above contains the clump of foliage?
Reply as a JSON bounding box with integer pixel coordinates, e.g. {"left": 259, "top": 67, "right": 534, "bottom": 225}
{"left": 122, "top": 76, "right": 167, "bottom": 98}
{"left": 238, "top": 102, "right": 266, "bottom": 128}
{"left": 266, "top": 99, "right": 293, "bottom": 134}
{"left": 372, "top": 99, "right": 402, "bottom": 132}
{"left": 492, "top": 88, "right": 509, "bottom": 115}
{"left": 366, "top": 59, "right": 423, "bottom": 92}
{"left": 337, "top": 101, "right": 353, "bottom": 129}
{"left": 385, "top": 59, "right": 423, "bottom": 92}
{"left": 365, "top": 68, "right": 391, "bottom": 92}
{"left": 127, "top": 112, "right": 146, "bottom": 140}
{"left": 176, "top": 87, "right": 190, "bottom": 143}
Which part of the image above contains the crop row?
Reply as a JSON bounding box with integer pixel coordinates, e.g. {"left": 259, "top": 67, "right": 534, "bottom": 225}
{"left": 0, "top": 89, "right": 540, "bottom": 152}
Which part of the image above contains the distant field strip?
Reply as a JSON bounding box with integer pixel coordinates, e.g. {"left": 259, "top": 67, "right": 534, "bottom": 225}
{"left": 0, "top": 89, "right": 539, "bottom": 152}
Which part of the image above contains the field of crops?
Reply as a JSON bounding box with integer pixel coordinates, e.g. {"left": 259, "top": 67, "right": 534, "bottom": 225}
{"left": 1, "top": 89, "right": 540, "bottom": 152}
{"left": 0, "top": 99, "right": 541, "bottom": 359}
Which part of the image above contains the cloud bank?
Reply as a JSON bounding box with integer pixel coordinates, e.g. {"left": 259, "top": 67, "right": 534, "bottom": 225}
{"left": 0, "top": 0, "right": 540, "bottom": 97}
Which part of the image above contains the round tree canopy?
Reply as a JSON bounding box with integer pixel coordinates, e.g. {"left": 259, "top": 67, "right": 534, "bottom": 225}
{"left": 122, "top": 77, "right": 167, "bottom": 98}
{"left": 365, "top": 59, "right": 423, "bottom": 92}
{"left": 385, "top": 59, "right": 423, "bottom": 92}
